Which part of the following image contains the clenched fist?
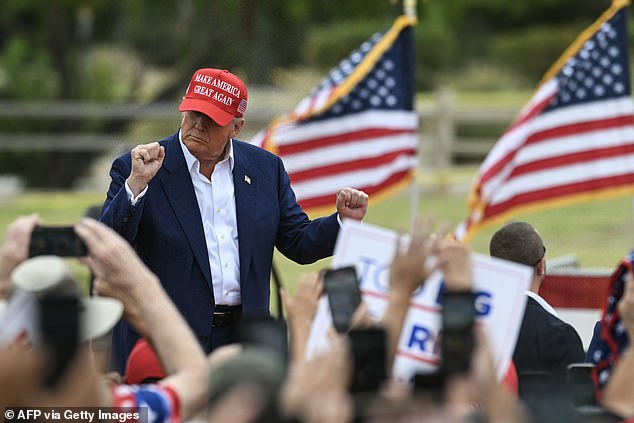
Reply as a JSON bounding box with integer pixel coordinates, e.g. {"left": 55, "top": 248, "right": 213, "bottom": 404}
{"left": 335, "top": 187, "right": 369, "bottom": 221}
{"left": 126, "top": 142, "right": 166, "bottom": 196}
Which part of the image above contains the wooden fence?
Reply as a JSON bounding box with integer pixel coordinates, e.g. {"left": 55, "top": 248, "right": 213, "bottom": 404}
{"left": 0, "top": 89, "right": 520, "bottom": 167}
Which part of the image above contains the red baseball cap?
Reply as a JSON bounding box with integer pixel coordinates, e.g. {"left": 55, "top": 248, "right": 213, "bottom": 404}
{"left": 178, "top": 68, "right": 248, "bottom": 126}
{"left": 124, "top": 338, "right": 166, "bottom": 384}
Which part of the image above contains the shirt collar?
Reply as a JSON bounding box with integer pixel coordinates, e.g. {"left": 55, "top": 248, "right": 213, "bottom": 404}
{"left": 526, "top": 291, "right": 558, "bottom": 317}
{"left": 178, "top": 129, "right": 235, "bottom": 173}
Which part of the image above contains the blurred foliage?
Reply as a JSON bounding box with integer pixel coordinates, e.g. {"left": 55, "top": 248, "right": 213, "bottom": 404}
{"left": 0, "top": 0, "right": 617, "bottom": 100}
{"left": 0, "top": 0, "right": 623, "bottom": 187}
{"left": 304, "top": 19, "right": 394, "bottom": 70}
{"left": 2, "top": 37, "right": 58, "bottom": 99}
{"left": 491, "top": 23, "right": 589, "bottom": 84}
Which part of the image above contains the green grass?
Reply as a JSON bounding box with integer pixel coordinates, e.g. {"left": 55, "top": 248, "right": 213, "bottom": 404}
{"left": 274, "top": 185, "right": 634, "bottom": 298}
{"left": 2, "top": 183, "right": 634, "bottom": 305}
{"left": 0, "top": 191, "right": 105, "bottom": 231}
{"left": 0, "top": 190, "right": 106, "bottom": 294}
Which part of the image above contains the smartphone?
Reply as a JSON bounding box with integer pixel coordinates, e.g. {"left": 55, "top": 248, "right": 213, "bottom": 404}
{"left": 39, "top": 294, "right": 80, "bottom": 387}
{"left": 567, "top": 363, "right": 597, "bottom": 407}
{"left": 349, "top": 327, "right": 387, "bottom": 393}
{"left": 237, "top": 315, "right": 289, "bottom": 366}
{"left": 413, "top": 371, "right": 445, "bottom": 402}
{"left": 29, "top": 226, "right": 88, "bottom": 257}
{"left": 323, "top": 266, "right": 362, "bottom": 333}
{"left": 440, "top": 291, "right": 475, "bottom": 378}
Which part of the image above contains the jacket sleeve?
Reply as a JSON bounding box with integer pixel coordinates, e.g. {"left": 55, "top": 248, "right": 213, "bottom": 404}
{"left": 273, "top": 155, "right": 340, "bottom": 264}
{"left": 99, "top": 153, "right": 146, "bottom": 244}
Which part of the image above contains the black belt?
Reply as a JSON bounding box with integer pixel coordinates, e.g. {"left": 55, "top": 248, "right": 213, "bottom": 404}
{"left": 212, "top": 304, "right": 242, "bottom": 328}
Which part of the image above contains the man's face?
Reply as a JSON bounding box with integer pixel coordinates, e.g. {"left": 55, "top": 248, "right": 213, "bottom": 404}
{"left": 180, "top": 111, "right": 243, "bottom": 163}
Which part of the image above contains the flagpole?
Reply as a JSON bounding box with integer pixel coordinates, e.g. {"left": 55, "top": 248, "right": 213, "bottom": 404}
{"left": 403, "top": 0, "right": 417, "bottom": 18}
{"left": 403, "top": 0, "right": 419, "bottom": 229}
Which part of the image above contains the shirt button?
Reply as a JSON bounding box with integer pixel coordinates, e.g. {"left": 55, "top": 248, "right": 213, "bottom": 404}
{"left": 224, "top": 262, "right": 228, "bottom": 268}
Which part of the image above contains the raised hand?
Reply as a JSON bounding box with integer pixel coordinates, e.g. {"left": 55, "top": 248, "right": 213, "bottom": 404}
{"left": 0, "top": 214, "right": 41, "bottom": 298}
{"left": 126, "top": 142, "right": 166, "bottom": 196}
{"left": 335, "top": 187, "right": 369, "bottom": 221}
{"left": 389, "top": 214, "right": 448, "bottom": 297}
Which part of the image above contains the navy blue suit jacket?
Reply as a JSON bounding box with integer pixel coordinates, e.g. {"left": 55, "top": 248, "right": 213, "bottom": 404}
{"left": 100, "top": 132, "right": 340, "bottom": 371}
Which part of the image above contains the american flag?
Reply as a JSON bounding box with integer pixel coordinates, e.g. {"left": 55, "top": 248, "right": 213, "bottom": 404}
{"left": 588, "top": 250, "right": 633, "bottom": 395}
{"left": 250, "top": 16, "right": 419, "bottom": 215}
{"left": 458, "top": 1, "right": 634, "bottom": 240}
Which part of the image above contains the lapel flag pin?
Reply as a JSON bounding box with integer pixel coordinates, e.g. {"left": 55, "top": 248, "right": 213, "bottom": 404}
{"left": 244, "top": 175, "right": 251, "bottom": 184}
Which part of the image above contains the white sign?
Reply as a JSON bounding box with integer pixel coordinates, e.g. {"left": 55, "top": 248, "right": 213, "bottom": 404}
{"left": 0, "top": 289, "right": 40, "bottom": 348}
{"left": 306, "top": 220, "right": 532, "bottom": 383}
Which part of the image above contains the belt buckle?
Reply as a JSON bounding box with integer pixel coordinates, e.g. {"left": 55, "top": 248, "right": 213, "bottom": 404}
{"left": 212, "top": 310, "right": 232, "bottom": 328}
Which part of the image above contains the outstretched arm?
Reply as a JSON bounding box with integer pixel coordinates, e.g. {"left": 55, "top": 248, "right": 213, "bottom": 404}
{"left": 281, "top": 272, "right": 323, "bottom": 362}
{"left": 382, "top": 215, "right": 446, "bottom": 374}
{"left": 0, "top": 214, "right": 40, "bottom": 298}
{"left": 99, "top": 142, "right": 165, "bottom": 243}
{"left": 76, "top": 218, "right": 207, "bottom": 419}
{"left": 439, "top": 240, "right": 530, "bottom": 423}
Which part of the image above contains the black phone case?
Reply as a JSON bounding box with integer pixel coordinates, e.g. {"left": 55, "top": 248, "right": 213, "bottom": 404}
{"left": 29, "top": 226, "right": 88, "bottom": 257}
{"left": 323, "top": 266, "right": 362, "bottom": 333}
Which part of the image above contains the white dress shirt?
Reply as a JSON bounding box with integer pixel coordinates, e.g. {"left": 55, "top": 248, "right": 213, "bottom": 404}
{"left": 125, "top": 132, "right": 241, "bottom": 305}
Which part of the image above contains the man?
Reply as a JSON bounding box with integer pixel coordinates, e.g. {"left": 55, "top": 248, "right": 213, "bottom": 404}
{"left": 489, "top": 221, "right": 584, "bottom": 420}
{"left": 100, "top": 68, "right": 369, "bottom": 372}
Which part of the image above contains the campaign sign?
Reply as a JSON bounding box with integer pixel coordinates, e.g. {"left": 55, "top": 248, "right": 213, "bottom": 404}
{"left": 305, "top": 220, "right": 531, "bottom": 383}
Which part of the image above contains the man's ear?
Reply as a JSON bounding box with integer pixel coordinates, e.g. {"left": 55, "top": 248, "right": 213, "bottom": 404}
{"left": 536, "top": 258, "right": 546, "bottom": 277}
{"left": 231, "top": 118, "right": 245, "bottom": 136}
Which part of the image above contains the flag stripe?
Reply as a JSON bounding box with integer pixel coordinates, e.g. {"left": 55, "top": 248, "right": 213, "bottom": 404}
{"left": 509, "top": 142, "right": 634, "bottom": 179}
{"left": 524, "top": 115, "right": 634, "bottom": 146}
{"left": 479, "top": 100, "right": 634, "bottom": 203}
{"left": 507, "top": 81, "right": 558, "bottom": 133}
{"left": 249, "top": 17, "right": 417, "bottom": 214}
{"left": 289, "top": 148, "right": 417, "bottom": 183}
{"left": 461, "top": 4, "right": 634, "bottom": 242}
{"left": 477, "top": 83, "right": 558, "bottom": 183}
{"left": 312, "top": 86, "right": 335, "bottom": 113}
{"left": 482, "top": 138, "right": 634, "bottom": 202}
{"left": 489, "top": 153, "right": 634, "bottom": 205}
{"left": 479, "top": 97, "right": 634, "bottom": 187}
{"left": 483, "top": 172, "right": 634, "bottom": 219}
{"left": 293, "top": 155, "right": 418, "bottom": 199}
{"left": 275, "top": 110, "right": 418, "bottom": 145}
{"left": 298, "top": 169, "right": 413, "bottom": 210}
{"left": 281, "top": 133, "right": 417, "bottom": 173}
{"left": 514, "top": 126, "right": 634, "bottom": 165}
{"left": 278, "top": 127, "right": 417, "bottom": 155}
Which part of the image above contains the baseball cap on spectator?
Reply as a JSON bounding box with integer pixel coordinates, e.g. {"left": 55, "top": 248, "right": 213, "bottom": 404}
{"left": 207, "top": 346, "right": 285, "bottom": 419}
{"left": 10, "top": 255, "right": 123, "bottom": 341}
{"left": 124, "top": 338, "right": 166, "bottom": 384}
{"left": 178, "top": 68, "right": 248, "bottom": 126}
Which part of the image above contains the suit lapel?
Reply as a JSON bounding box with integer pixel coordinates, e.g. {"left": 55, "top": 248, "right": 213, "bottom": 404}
{"left": 232, "top": 141, "right": 256, "bottom": 291}
{"left": 160, "top": 135, "right": 213, "bottom": 292}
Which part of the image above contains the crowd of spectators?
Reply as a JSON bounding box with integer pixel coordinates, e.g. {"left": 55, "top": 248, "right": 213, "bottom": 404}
{"left": 1, "top": 213, "right": 634, "bottom": 423}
